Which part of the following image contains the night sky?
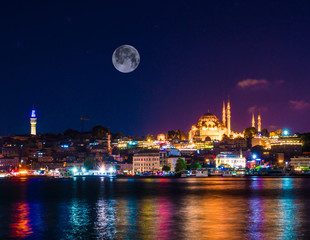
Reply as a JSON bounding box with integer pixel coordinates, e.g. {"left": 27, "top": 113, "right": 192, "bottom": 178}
{"left": 1, "top": 1, "right": 310, "bottom": 136}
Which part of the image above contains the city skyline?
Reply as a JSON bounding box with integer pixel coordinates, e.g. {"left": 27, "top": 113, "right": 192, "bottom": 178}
{"left": 1, "top": 1, "right": 310, "bottom": 136}
{"left": 2, "top": 2, "right": 310, "bottom": 240}
{"left": 22, "top": 104, "right": 297, "bottom": 137}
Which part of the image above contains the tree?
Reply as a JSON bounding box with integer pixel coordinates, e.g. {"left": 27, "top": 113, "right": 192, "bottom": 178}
{"left": 270, "top": 129, "right": 282, "bottom": 137}
{"left": 162, "top": 165, "right": 171, "bottom": 172}
{"left": 175, "top": 158, "right": 187, "bottom": 172}
{"left": 146, "top": 134, "right": 155, "bottom": 141}
{"left": 112, "top": 132, "right": 124, "bottom": 139}
{"left": 222, "top": 134, "right": 229, "bottom": 140}
{"left": 190, "top": 161, "right": 202, "bottom": 170}
{"left": 261, "top": 128, "right": 269, "bottom": 137}
{"left": 167, "top": 130, "right": 177, "bottom": 141}
{"left": 84, "top": 157, "right": 95, "bottom": 170}
{"left": 300, "top": 132, "right": 310, "bottom": 152}
{"left": 166, "top": 129, "right": 185, "bottom": 141}
{"left": 64, "top": 129, "right": 80, "bottom": 139}
{"left": 92, "top": 125, "right": 109, "bottom": 138}
{"left": 180, "top": 131, "right": 186, "bottom": 140}
{"left": 251, "top": 145, "right": 265, "bottom": 158}
{"left": 243, "top": 127, "right": 258, "bottom": 139}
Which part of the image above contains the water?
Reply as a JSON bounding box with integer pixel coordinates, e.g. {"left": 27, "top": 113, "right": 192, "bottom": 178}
{"left": 1, "top": 177, "right": 310, "bottom": 240}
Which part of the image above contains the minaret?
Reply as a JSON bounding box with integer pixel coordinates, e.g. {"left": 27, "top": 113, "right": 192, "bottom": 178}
{"left": 222, "top": 101, "right": 226, "bottom": 127}
{"left": 257, "top": 112, "right": 261, "bottom": 133}
{"left": 252, "top": 113, "right": 255, "bottom": 128}
{"left": 226, "top": 98, "right": 231, "bottom": 136}
{"left": 30, "top": 109, "right": 37, "bottom": 135}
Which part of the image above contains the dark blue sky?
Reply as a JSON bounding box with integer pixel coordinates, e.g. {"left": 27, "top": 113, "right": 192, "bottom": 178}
{"left": 1, "top": 0, "right": 310, "bottom": 136}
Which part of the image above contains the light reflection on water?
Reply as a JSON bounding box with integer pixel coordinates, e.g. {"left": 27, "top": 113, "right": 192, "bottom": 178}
{"left": 10, "top": 202, "right": 33, "bottom": 239}
{"left": 1, "top": 177, "right": 310, "bottom": 239}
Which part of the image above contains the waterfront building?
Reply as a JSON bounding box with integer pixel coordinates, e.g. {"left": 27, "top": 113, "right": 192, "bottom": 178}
{"left": 37, "top": 156, "right": 53, "bottom": 162}
{"left": 215, "top": 152, "right": 246, "bottom": 168}
{"left": 30, "top": 109, "right": 37, "bottom": 135}
{"left": 290, "top": 155, "right": 310, "bottom": 169}
{"left": 251, "top": 136, "right": 271, "bottom": 149}
{"left": 133, "top": 153, "right": 160, "bottom": 172}
{"left": 270, "top": 136, "right": 302, "bottom": 161}
{"left": 188, "top": 98, "right": 243, "bottom": 141}
{"left": 218, "top": 138, "right": 247, "bottom": 151}
{"left": 0, "top": 157, "right": 19, "bottom": 171}
{"left": 160, "top": 148, "right": 184, "bottom": 171}
{"left": 2, "top": 146, "right": 20, "bottom": 157}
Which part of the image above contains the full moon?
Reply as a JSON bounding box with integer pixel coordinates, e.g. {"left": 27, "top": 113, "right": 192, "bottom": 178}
{"left": 112, "top": 45, "right": 140, "bottom": 73}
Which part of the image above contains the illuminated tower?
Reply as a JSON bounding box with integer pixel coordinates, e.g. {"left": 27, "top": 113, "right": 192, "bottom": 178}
{"left": 30, "top": 109, "right": 37, "bottom": 135}
{"left": 226, "top": 98, "right": 231, "bottom": 136}
{"left": 222, "top": 101, "right": 226, "bottom": 127}
{"left": 252, "top": 113, "right": 255, "bottom": 128}
{"left": 107, "top": 133, "right": 112, "bottom": 155}
{"left": 257, "top": 112, "right": 261, "bottom": 133}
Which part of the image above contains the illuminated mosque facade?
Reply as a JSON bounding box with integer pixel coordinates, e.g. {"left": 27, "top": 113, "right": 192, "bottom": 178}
{"left": 188, "top": 98, "right": 243, "bottom": 141}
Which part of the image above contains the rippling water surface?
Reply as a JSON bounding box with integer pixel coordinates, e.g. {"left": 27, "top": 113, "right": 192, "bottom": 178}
{"left": 1, "top": 177, "right": 310, "bottom": 240}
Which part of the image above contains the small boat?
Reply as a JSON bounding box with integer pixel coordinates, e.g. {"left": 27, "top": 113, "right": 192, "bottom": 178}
{"left": 195, "top": 168, "right": 208, "bottom": 177}
{"left": 222, "top": 170, "right": 233, "bottom": 177}
{"left": 54, "top": 168, "right": 73, "bottom": 178}
{"left": 233, "top": 169, "right": 246, "bottom": 177}
{"left": 180, "top": 170, "right": 191, "bottom": 178}
{"left": 209, "top": 169, "right": 222, "bottom": 176}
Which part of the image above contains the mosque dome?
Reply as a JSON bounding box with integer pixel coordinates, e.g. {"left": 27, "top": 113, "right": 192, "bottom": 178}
{"left": 199, "top": 112, "right": 219, "bottom": 123}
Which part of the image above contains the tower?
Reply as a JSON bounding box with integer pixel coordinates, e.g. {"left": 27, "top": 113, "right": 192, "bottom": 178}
{"left": 107, "top": 133, "right": 112, "bottom": 155}
{"left": 222, "top": 101, "right": 226, "bottom": 127}
{"left": 30, "top": 109, "right": 37, "bottom": 135}
{"left": 252, "top": 113, "right": 255, "bottom": 128}
{"left": 226, "top": 98, "right": 231, "bottom": 136}
{"left": 257, "top": 112, "right": 261, "bottom": 133}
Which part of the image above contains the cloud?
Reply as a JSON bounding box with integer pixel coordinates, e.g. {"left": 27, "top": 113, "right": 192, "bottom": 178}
{"left": 289, "top": 100, "right": 310, "bottom": 110}
{"left": 237, "top": 79, "right": 270, "bottom": 89}
{"left": 247, "top": 106, "right": 256, "bottom": 113}
{"left": 247, "top": 105, "right": 268, "bottom": 114}
{"left": 269, "top": 125, "right": 278, "bottom": 131}
{"left": 275, "top": 80, "right": 285, "bottom": 86}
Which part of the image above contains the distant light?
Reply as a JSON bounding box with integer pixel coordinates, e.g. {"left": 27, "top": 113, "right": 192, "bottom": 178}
{"left": 109, "top": 167, "right": 114, "bottom": 173}
{"left": 72, "top": 167, "right": 78, "bottom": 173}
{"left": 82, "top": 167, "right": 86, "bottom": 173}
{"left": 283, "top": 129, "right": 289, "bottom": 136}
{"left": 252, "top": 154, "right": 257, "bottom": 160}
{"left": 99, "top": 167, "right": 105, "bottom": 173}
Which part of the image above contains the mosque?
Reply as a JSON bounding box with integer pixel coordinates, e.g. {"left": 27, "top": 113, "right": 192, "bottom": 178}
{"left": 188, "top": 98, "right": 244, "bottom": 141}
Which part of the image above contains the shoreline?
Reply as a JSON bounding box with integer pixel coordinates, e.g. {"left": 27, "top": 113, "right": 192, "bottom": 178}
{"left": 2, "top": 174, "right": 310, "bottom": 179}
